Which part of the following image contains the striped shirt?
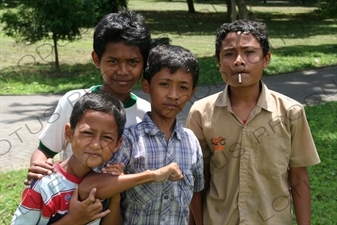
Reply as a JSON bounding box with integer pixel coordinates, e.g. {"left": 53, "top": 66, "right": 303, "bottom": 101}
{"left": 11, "top": 163, "right": 100, "bottom": 225}
{"left": 107, "top": 112, "right": 204, "bottom": 225}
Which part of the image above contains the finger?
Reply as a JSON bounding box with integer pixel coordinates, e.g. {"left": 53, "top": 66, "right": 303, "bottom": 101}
{"left": 83, "top": 187, "right": 97, "bottom": 206}
{"left": 27, "top": 171, "right": 44, "bottom": 181}
{"left": 23, "top": 179, "right": 32, "bottom": 185}
{"left": 46, "top": 158, "right": 54, "bottom": 166}
{"left": 91, "top": 209, "right": 111, "bottom": 221}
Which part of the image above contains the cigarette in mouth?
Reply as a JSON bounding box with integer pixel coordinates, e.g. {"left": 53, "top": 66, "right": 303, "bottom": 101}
{"left": 238, "top": 73, "right": 242, "bottom": 84}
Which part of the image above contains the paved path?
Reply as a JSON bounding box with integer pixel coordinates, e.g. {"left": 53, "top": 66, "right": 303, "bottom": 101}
{"left": 1, "top": 66, "right": 336, "bottom": 172}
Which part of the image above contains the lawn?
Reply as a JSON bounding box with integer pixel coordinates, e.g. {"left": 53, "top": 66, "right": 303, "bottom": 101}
{"left": 0, "top": 0, "right": 336, "bottom": 94}
{"left": 1, "top": 101, "right": 336, "bottom": 224}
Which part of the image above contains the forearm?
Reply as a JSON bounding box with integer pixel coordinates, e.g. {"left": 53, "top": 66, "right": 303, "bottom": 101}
{"left": 100, "top": 195, "right": 123, "bottom": 225}
{"left": 30, "top": 148, "right": 52, "bottom": 165}
{"left": 290, "top": 167, "right": 311, "bottom": 225}
{"left": 79, "top": 170, "right": 155, "bottom": 200}
{"left": 189, "top": 192, "right": 203, "bottom": 225}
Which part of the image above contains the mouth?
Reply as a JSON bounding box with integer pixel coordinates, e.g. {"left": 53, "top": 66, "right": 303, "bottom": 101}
{"left": 85, "top": 152, "right": 101, "bottom": 158}
{"left": 164, "top": 103, "right": 180, "bottom": 110}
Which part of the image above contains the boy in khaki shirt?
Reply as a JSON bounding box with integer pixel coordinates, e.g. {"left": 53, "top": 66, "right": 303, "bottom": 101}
{"left": 186, "top": 20, "right": 320, "bottom": 225}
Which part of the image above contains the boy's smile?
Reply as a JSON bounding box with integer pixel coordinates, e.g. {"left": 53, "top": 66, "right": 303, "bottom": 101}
{"left": 92, "top": 42, "right": 144, "bottom": 103}
{"left": 65, "top": 109, "right": 122, "bottom": 176}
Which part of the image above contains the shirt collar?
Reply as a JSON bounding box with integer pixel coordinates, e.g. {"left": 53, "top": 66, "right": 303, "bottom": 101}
{"left": 143, "top": 112, "right": 183, "bottom": 140}
{"left": 214, "top": 81, "right": 274, "bottom": 113}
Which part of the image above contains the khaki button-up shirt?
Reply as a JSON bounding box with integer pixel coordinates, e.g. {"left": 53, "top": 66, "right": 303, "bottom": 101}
{"left": 186, "top": 82, "right": 320, "bottom": 225}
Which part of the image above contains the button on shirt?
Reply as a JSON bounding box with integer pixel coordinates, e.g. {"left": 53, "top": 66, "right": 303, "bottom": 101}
{"left": 186, "top": 82, "right": 320, "bottom": 225}
{"left": 107, "top": 113, "right": 204, "bottom": 225}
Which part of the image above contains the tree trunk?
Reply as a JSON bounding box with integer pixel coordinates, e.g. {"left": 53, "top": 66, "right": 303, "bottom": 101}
{"left": 226, "top": 0, "right": 232, "bottom": 21}
{"left": 186, "top": 0, "right": 195, "bottom": 13}
{"left": 236, "top": 0, "right": 250, "bottom": 19}
{"left": 53, "top": 33, "right": 61, "bottom": 76}
{"left": 230, "top": 0, "right": 237, "bottom": 22}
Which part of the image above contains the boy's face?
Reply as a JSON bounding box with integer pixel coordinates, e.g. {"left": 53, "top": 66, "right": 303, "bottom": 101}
{"left": 217, "top": 32, "right": 270, "bottom": 88}
{"left": 65, "top": 109, "right": 122, "bottom": 169}
{"left": 142, "top": 68, "right": 196, "bottom": 120}
{"left": 92, "top": 42, "right": 144, "bottom": 100}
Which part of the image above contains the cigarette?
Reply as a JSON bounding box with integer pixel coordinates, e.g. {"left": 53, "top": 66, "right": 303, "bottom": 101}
{"left": 238, "top": 73, "right": 242, "bottom": 84}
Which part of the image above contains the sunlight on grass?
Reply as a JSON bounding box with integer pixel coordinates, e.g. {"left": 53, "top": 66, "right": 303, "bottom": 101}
{"left": 0, "top": 0, "right": 336, "bottom": 95}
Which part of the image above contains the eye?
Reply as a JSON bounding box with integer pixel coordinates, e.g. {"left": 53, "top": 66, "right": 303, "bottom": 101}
{"left": 245, "top": 50, "right": 255, "bottom": 54}
{"left": 82, "top": 131, "right": 93, "bottom": 136}
{"left": 107, "top": 59, "right": 118, "bottom": 64}
{"left": 103, "top": 135, "right": 113, "bottom": 141}
{"left": 180, "top": 85, "right": 189, "bottom": 90}
{"left": 129, "top": 59, "right": 139, "bottom": 65}
{"left": 224, "top": 52, "right": 234, "bottom": 57}
{"left": 159, "top": 82, "right": 169, "bottom": 87}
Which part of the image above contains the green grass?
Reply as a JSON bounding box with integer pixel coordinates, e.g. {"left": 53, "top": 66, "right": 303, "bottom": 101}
{"left": 0, "top": 0, "right": 336, "bottom": 95}
{"left": 1, "top": 101, "right": 336, "bottom": 224}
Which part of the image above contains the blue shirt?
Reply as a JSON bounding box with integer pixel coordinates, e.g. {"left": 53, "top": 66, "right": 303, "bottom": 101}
{"left": 107, "top": 112, "right": 204, "bottom": 225}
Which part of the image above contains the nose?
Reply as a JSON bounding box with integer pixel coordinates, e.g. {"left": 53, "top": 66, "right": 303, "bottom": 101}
{"left": 234, "top": 54, "right": 245, "bottom": 66}
{"left": 167, "top": 86, "right": 179, "bottom": 100}
{"left": 116, "top": 61, "right": 129, "bottom": 75}
{"left": 90, "top": 136, "right": 101, "bottom": 150}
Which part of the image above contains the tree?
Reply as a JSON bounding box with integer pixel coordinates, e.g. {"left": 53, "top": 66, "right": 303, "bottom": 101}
{"left": 0, "top": 0, "right": 96, "bottom": 75}
{"left": 186, "top": 0, "right": 196, "bottom": 13}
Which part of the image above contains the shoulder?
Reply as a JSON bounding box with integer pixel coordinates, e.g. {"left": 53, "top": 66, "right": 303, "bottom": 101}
{"left": 268, "top": 90, "right": 305, "bottom": 114}
{"left": 58, "top": 88, "right": 92, "bottom": 105}
{"left": 191, "top": 92, "right": 223, "bottom": 111}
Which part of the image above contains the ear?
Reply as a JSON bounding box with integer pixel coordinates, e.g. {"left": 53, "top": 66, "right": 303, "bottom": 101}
{"left": 112, "top": 137, "right": 123, "bottom": 154}
{"left": 188, "top": 87, "right": 197, "bottom": 101}
{"left": 263, "top": 51, "right": 271, "bottom": 68}
{"left": 92, "top": 51, "right": 100, "bottom": 69}
{"left": 64, "top": 123, "right": 72, "bottom": 142}
{"left": 141, "top": 78, "right": 150, "bottom": 94}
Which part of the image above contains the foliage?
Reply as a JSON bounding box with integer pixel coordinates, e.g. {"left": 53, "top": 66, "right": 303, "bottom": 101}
{"left": 0, "top": 0, "right": 97, "bottom": 74}
{"left": 316, "top": 0, "right": 337, "bottom": 18}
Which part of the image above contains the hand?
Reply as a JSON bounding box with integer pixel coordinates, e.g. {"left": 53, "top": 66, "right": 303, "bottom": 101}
{"left": 153, "top": 162, "right": 184, "bottom": 182}
{"left": 101, "top": 163, "right": 124, "bottom": 175}
{"left": 64, "top": 186, "right": 110, "bottom": 225}
{"left": 24, "top": 158, "right": 55, "bottom": 185}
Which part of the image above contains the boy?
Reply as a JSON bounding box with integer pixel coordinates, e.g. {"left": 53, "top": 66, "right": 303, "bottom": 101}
{"left": 25, "top": 10, "right": 151, "bottom": 182}
{"left": 12, "top": 92, "right": 183, "bottom": 225}
{"left": 79, "top": 45, "right": 204, "bottom": 225}
{"left": 186, "top": 20, "right": 321, "bottom": 224}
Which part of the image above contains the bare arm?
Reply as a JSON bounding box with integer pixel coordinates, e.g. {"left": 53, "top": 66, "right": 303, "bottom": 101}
{"left": 79, "top": 162, "right": 183, "bottom": 200}
{"left": 189, "top": 192, "right": 203, "bottom": 225}
{"left": 24, "top": 148, "right": 55, "bottom": 184}
{"left": 290, "top": 167, "right": 311, "bottom": 225}
{"left": 100, "top": 195, "right": 123, "bottom": 225}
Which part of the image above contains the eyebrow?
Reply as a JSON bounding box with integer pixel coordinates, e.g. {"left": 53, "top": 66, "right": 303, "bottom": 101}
{"left": 222, "top": 46, "right": 259, "bottom": 51}
{"left": 161, "top": 77, "right": 191, "bottom": 85}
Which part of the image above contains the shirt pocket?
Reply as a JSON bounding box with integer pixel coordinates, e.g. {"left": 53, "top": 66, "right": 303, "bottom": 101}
{"left": 210, "top": 149, "right": 229, "bottom": 170}
{"left": 254, "top": 136, "right": 290, "bottom": 176}
{"left": 177, "top": 172, "right": 195, "bottom": 207}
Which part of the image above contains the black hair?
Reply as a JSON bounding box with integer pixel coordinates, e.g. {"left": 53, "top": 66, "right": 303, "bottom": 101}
{"left": 215, "top": 20, "right": 270, "bottom": 61}
{"left": 93, "top": 10, "right": 151, "bottom": 69}
{"left": 70, "top": 92, "right": 126, "bottom": 140}
{"left": 143, "top": 44, "right": 199, "bottom": 88}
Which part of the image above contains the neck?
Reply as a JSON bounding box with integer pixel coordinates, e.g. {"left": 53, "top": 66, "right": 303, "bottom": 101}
{"left": 100, "top": 85, "right": 131, "bottom": 103}
{"left": 229, "top": 82, "right": 261, "bottom": 105}
{"left": 149, "top": 113, "right": 176, "bottom": 142}
{"left": 61, "top": 156, "right": 91, "bottom": 178}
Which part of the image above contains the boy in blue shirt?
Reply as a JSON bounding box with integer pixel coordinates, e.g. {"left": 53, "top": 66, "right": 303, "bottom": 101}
{"left": 79, "top": 45, "right": 204, "bottom": 225}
